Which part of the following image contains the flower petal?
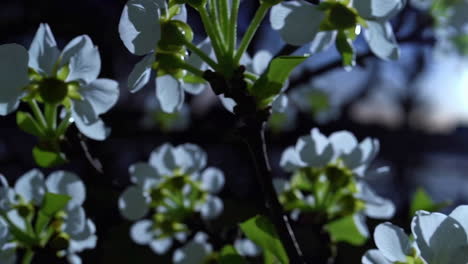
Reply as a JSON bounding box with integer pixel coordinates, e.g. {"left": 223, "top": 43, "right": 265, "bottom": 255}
{"left": 295, "top": 130, "right": 334, "bottom": 167}
{"left": 45, "top": 171, "right": 86, "bottom": 208}
{"left": 62, "top": 35, "right": 101, "bottom": 84}
{"left": 234, "top": 239, "right": 261, "bottom": 257}
{"left": 374, "top": 222, "right": 411, "bottom": 262}
{"left": 200, "top": 195, "right": 223, "bottom": 220}
{"left": 176, "top": 144, "right": 207, "bottom": 173}
{"left": 14, "top": 169, "right": 46, "bottom": 205}
{"left": 0, "top": 44, "right": 29, "bottom": 116}
{"left": 280, "top": 146, "right": 304, "bottom": 172}
{"left": 272, "top": 94, "right": 289, "bottom": 113}
{"left": 270, "top": 1, "right": 324, "bottom": 46}
{"left": 28, "top": 23, "right": 60, "bottom": 76}
{"left": 411, "top": 210, "right": 468, "bottom": 264}
{"left": 353, "top": 0, "right": 405, "bottom": 20}
{"left": 129, "top": 162, "right": 161, "bottom": 189}
{"left": 119, "top": 0, "right": 161, "bottom": 55}
{"left": 365, "top": 21, "right": 399, "bottom": 61}
{"left": 149, "top": 237, "right": 173, "bottom": 254}
{"left": 308, "top": 31, "right": 337, "bottom": 54}
{"left": 80, "top": 79, "right": 120, "bottom": 115}
{"left": 130, "top": 220, "right": 154, "bottom": 245}
{"left": 149, "top": 143, "right": 177, "bottom": 175}
{"left": 358, "top": 182, "right": 395, "bottom": 219}
{"left": 71, "top": 98, "right": 110, "bottom": 140}
{"left": 156, "top": 75, "right": 184, "bottom": 113}
{"left": 252, "top": 50, "right": 272, "bottom": 75}
{"left": 118, "top": 186, "right": 149, "bottom": 220}
{"left": 63, "top": 206, "right": 86, "bottom": 237}
{"left": 128, "top": 53, "right": 154, "bottom": 93}
{"left": 0, "top": 245, "right": 16, "bottom": 264}
{"left": 69, "top": 219, "right": 98, "bottom": 252}
{"left": 173, "top": 4, "right": 187, "bottom": 22}
{"left": 200, "top": 167, "right": 225, "bottom": 194}
{"left": 173, "top": 232, "right": 212, "bottom": 264}
{"left": 362, "top": 249, "right": 392, "bottom": 264}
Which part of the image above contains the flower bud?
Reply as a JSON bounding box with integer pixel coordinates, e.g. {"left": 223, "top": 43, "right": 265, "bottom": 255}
{"left": 17, "top": 203, "right": 33, "bottom": 218}
{"left": 159, "top": 20, "right": 194, "bottom": 52}
{"left": 49, "top": 232, "right": 70, "bottom": 251}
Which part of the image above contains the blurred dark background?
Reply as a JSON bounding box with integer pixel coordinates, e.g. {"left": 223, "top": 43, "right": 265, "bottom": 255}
{"left": 1, "top": 0, "right": 468, "bottom": 263}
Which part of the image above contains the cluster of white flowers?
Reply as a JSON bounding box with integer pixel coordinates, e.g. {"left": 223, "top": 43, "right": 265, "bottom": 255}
{"left": 270, "top": 0, "right": 405, "bottom": 61}
{"left": 277, "top": 128, "right": 395, "bottom": 236}
{"left": 0, "top": 24, "right": 119, "bottom": 140}
{"left": 0, "top": 170, "right": 96, "bottom": 264}
{"left": 118, "top": 143, "right": 225, "bottom": 256}
{"left": 363, "top": 205, "right": 468, "bottom": 264}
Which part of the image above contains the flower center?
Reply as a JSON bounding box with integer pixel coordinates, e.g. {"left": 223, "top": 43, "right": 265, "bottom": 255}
{"left": 38, "top": 78, "right": 69, "bottom": 105}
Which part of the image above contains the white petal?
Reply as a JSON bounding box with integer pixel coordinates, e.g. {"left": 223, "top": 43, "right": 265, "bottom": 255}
{"left": 0, "top": 44, "right": 29, "bottom": 116}
{"left": 252, "top": 50, "right": 272, "bottom": 75}
{"left": 130, "top": 220, "right": 154, "bottom": 245}
{"left": 279, "top": 146, "right": 304, "bottom": 172}
{"left": 353, "top": 0, "right": 405, "bottom": 20}
{"left": 63, "top": 206, "right": 86, "bottom": 237}
{"left": 200, "top": 195, "right": 223, "bottom": 220}
{"left": 354, "top": 213, "right": 369, "bottom": 238}
{"left": 67, "top": 254, "right": 82, "bottom": 264}
{"left": 119, "top": 0, "right": 161, "bottom": 55}
{"left": 273, "top": 178, "right": 290, "bottom": 194}
{"left": 173, "top": 4, "right": 187, "bottom": 22}
{"left": 118, "top": 186, "right": 149, "bottom": 220}
{"left": 28, "top": 23, "right": 60, "bottom": 76}
{"left": 129, "top": 162, "right": 160, "bottom": 188}
{"left": 80, "top": 79, "right": 120, "bottom": 115}
{"left": 182, "top": 83, "right": 206, "bottom": 95}
{"left": 295, "top": 133, "right": 334, "bottom": 167}
{"left": 14, "top": 169, "right": 46, "bottom": 205}
{"left": 173, "top": 233, "right": 212, "bottom": 264}
{"left": 149, "top": 237, "right": 172, "bottom": 254}
{"left": 272, "top": 94, "right": 289, "bottom": 113}
{"left": 234, "top": 239, "right": 261, "bottom": 257}
{"left": 62, "top": 35, "right": 101, "bottom": 84}
{"left": 200, "top": 167, "right": 225, "bottom": 193}
{"left": 218, "top": 94, "right": 236, "bottom": 113}
{"left": 270, "top": 1, "right": 324, "bottom": 46}
{"left": 149, "top": 143, "right": 177, "bottom": 175}
{"left": 187, "top": 38, "right": 215, "bottom": 70}
{"left": 128, "top": 53, "right": 154, "bottom": 93}
{"left": 156, "top": 75, "right": 185, "bottom": 113}
{"left": 374, "top": 222, "right": 411, "bottom": 262}
{"left": 0, "top": 219, "right": 9, "bottom": 247}
{"left": 365, "top": 21, "right": 399, "bottom": 61}
{"left": 71, "top": 99, "right": 110, "bottom": 140}
{"left": 45, "top": 171, "right": 86, "bottom": 208}
{"left": 362, "top": 249, "right": 392, "bottom": 264}
{"left": 308, "top": 31, "right": 337, "bottom": 54}
{"left": 176, "top": 144, "right": 207, "bottom": 173}
{"left": 449, "top": 205, "right": 468, "bottom": 234}
{"left": 358, "top": 182, "right": 395, "bottom": 219}
{"left": 69, "top": 219, "right": 97, "bottom": 252}
{"left": 329, "top": 130, "right": 358, "bottom": 157}
{"left": 411, "top": 210, "right": 468, "bottom": 264}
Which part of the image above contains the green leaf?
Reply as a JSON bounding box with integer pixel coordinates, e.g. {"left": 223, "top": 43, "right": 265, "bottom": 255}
{"left": 409, "top": 188, "right": 450, "bottom": 217}
{"left": 32, "top": 146, "right": 67, "bottom": 168}
{"left": 264, "top": 250, "right": 282, "bottom": 264}
{"left": 325, "top": 215, "right": 367, "bottom": 246}
{"left": 249, "top": 56, "right": 309, "bottom": 108}
{"left": 240, "top": 215, "right": 289, "bottom": 264}
{"left": 219, "top": 245, "right": 246, "bottom": 264}
{"left": 335, "top": 31, "right": 355, "bottom": 67}
{"left": 16, "top": 111, "right": 44, "bottom": 137}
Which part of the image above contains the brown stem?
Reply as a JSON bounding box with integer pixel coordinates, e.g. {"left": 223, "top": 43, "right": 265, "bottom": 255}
{"left": 241, "top": 120, "right": 306, "bottom": 264}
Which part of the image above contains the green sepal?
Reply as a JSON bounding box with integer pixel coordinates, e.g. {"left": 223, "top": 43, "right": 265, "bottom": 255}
{"left": 219, "top": 245, "right": 246, "bottom": 264}
{"left": 16, "top": 111, "right": 45, "bottom": 138}
{"left": 240, "top": 215, "right": 289, "bottom": 264}
{"left": 335, "top": 31, "right": 355, "bottom": 67}
{"left": 249, "top": 55, "right": 309, "bottom": 109}
{"left": 32, "top": 145, "right": 67, "bottom": 168}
